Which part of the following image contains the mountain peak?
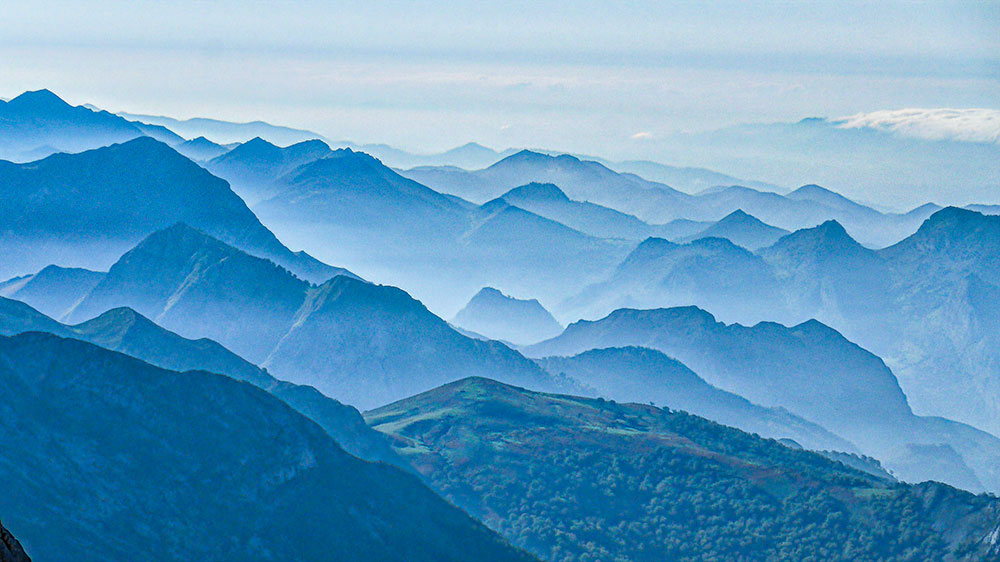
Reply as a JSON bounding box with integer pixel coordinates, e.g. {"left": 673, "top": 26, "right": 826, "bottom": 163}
{"left": 501, "top": 182, "right": 570, "bottom": 202}
{"left": 6, "top": 88, "right": 71, "bottom": 111}
{"left": 452, "top": 287, "right": 562, "bottom": 345}
{"left": 790, "top": 184, "right": 836, "bottom": 197}
{"left": 716, "top": 209, "right": 758, "bottom": 224}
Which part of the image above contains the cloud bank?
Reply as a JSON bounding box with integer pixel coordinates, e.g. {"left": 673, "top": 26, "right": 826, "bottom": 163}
{"left": 835, "top": 108, "right": 1000, "bottom": 144}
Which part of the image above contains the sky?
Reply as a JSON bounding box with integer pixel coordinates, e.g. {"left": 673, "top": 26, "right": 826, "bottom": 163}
{"left": 1, "top": 0, "right": 998, "bottom": 159}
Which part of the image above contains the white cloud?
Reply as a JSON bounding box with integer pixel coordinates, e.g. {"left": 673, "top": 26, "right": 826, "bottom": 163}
{"left": 630, "top": 131, "right": 654, "bottom": 140}
{"left": 835, "top": 108, "right": 1000, "bottom": 144}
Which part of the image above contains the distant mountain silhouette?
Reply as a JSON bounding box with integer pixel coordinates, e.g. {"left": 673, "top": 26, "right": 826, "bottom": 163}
{"left": 607, "top": 159, "right": 783, "bottom": 194}
{"left": 404, "top": 153, "right": 944, "bottom": 247}
{"left": 118, "top": 112, "right": 335, "bottom": 147}
{"left": 563, "top": 237, "right": 786, "bottom": 324}
{"left": 405, "top": 150, "right": 695, "bottom": 222}
{"left": 368, "top": 376, "right": 1000, "bottom": 562}
{"left": 0, "top": 296, "right": 399, "bottom": 466}
{"left": 251, "top": 150, "right": 631, "bottom": 314}
{"left": 496, "top": 182, "right": 661, "bottom": 240}
{"left": 0, "top": 137, "right": 344, "bottom": 283}
{"left": 647, "top": 116, "right": 1000, "bottom": 210}
{"left": 536, "top": 346, "right": 854, "bottom": 451}
{"left": 0, "top": 333, "right": 536, "bottom": 562}
{"left": 452, "top": 287, "right": 562, "bottom": 345}
{"left": 0, "top": 265, "right": 104, "bottom": 320}
{"left": 206, "top": 137, "right": 335, "bottom": 204}
{"left": 0, "top": 89, "right": 145, "bottom": 161}
{"left": 679, "top": 209, "right": 789, "bottom": 250}
{"left": 174, "top": 136, "right": 230, "bottom": 161}
{"left": 51, "top": 225, "right": 578, "bottom": 410}
{"left": 524, "top": 306, "right": 1000, "bottom": 492}
{"left": 563, "top": 207, "right": 1000, "bottom": 439}
{"left": 262, "top": 275, "right": 579, "bottom": 409}
{"left": 65, "top": 223, "right": 317, "bottom": 363}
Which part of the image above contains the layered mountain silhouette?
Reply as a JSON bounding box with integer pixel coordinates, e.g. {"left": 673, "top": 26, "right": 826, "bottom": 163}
{"left": 561, "top": 207, "right": 1000, "bottom": 438}
{"left": 524, "top": 306, "right": 1000, "bottom": 492}
{"left": 495, "top": 182, "right": 663, "bottom": 240}
{"left": 563, "top": 236, "right": 786, "bottom": 324}
{"left": 368, "top": 377, "right": 1000, "bottom": 562}
{"left": 678, "top": 209, "right": 789, "bottom": 250}
{"left": 0, "top": 296, "right": 398, "bottom": 465}
{"left": 403, "top": 150, "right": 694, "bottom": 222}
{"left": 0, "top": 137, "right": 343, "bottom": 282}
{"left": 247, "top": 148, "right": 630, "bottom": 313}
{"left": 451, "top": 287, "right": 562, "bottom": 345}
{"left": 205, "top": 137, "right": 335, "bottom": 204}
{"left": 0, "top": 265, "right": 104, "bottom": 320}
{"left": 174, "top": 136, "right": 231, "bottom": 161}
{"left": 0, "top": 90, "right": 145, "bottom": 161}
{"left": 536, "top": 346, "right": 854, "bottom": 451}
{"left": 0, "top": 333, "right": 536, "bottom": 562}
{"left": 118, "top": 111, "right": 334, "bottom": 147}
{"left": 404, "top": 151, "right": 948, "bottom": 247}
{"left": 52, "top": 225, "right": 578, "bottom": 409}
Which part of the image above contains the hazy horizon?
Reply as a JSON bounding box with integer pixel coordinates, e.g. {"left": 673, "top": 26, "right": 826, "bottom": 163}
{"left": 2, "top": 1, "right": 997, "bottom": 158}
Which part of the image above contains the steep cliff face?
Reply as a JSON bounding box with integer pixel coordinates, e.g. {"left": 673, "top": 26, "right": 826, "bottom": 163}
{"left": 0, "top": 520, "right": 30, "bottom": 562}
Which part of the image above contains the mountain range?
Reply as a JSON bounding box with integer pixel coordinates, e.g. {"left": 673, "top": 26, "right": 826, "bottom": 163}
{"left": 559, "top": 207, "right": 1000, "bottom": 438}
{"left": 0, "top": 89, "right": 174, "bottom": 161}
{"left": 0, "top": 136, "right": 342, "bottom": 283}
{"left": 523, "top": 306, "right": 1000, "bottom": 493}
{"left": 0, "top": 296, "right": 399, "bottom": 466}
{"left": 0, "top": 265, "right": 104, "bottom": 320}
{"left": 402, "top": 151, "right": 950, "bottom": 247}
{"left": 41, "top": 224, "right": 578, "bottom": 410}
{"left": 203, "top": 144, "right": 633, "bottom": 314}
{"left": 0, "top": 333, "right": 536, "bottom": 562}
{"left": 367, "top": 377, "right": 1000, "bottom": 562}
{"left": 535, "top": 346, "right": 853, "bottom": 452}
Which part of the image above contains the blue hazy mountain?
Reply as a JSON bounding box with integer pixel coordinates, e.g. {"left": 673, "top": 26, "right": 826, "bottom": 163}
{"left": 523, "top": 306, "right": 1000, "bottom": 493}
{"left": 251, "top": 150, "right": 631, "bottom": 314}
{"left": 261, "top": 275, "right": 580, "bottom": 409}
{"left": 536, "top": 346, "right": 854, "bottom": 452}
{"left": 57, "top": 225, "right": 578, "bottom": 409}
{"left": 0, "top": 137, "right": 343, "bottom": 283}
{"left": 403, "top": 150, "right": 696, "bottom": 222}
{"left": 0, "top": 333, "right": 536, "bottom": 562}
{"left": 65, "top": 223, "right": 319, "bottom": 363}
{"left": 678, "top": 209, "right": 790, "bottom": 250}
{"left": 564, "top": 207, "right": 1000, "bottom": 439}
{"left": 872, "top": 208, "right": 1000, "bottom": 435}
{"left": 495, "top": 182, "right": 661, "bottom": 240}
{"left": 0, "top": 296, "right": 399, "bottom": 466}
{"left": 563, "top": 236, "right": 786, "bottom": 324}
{"left": 404, "top": 152, "right": 945, "bottom": 247}
{"left": 118, "top": 111, "right": 336, "bottom": 147}
{"left": 205, "top": 137, "right": 335, "bottom": 204}
{"left": 0, "top": 89, "right": 142, "bottom": 160}
{"left": 0, "top": 265, "right": 104, "bottom": 320}
{"left": 363, "top": 141, "right": 517, "bottom": 170}
{"left": 652, "top": 116, "right": 1000, "bottom": 210}
{"left": 0, "top": 519, "right": 30, "bottom": 562}
{"left": 451, "top": 287, "right": 563, "bottom": 345}
{"left": 368, "top": 377, "right": 1000, "bottom": 562}
{"left": 607, "top": 158, "right": 784, "bottom": 194}
{"left": 174, "top": 136, "right": 231, "bottom": 162}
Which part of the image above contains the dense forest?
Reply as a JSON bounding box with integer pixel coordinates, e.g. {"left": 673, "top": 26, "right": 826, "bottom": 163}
{"left": 368, "top": 378, "right": 1000, "bottom": 562}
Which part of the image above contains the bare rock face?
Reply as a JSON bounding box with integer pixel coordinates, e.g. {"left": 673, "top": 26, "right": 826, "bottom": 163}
{"left": 0, "top": 520, "right": 30, "bottom": 562}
